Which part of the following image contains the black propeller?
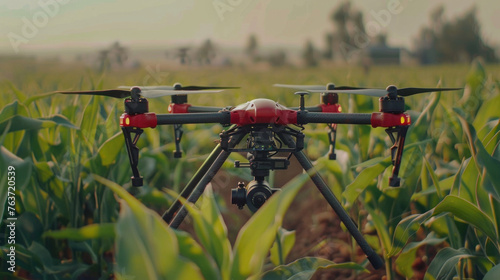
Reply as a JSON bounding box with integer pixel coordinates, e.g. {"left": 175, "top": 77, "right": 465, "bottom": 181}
{"left": 307, "top": 85, "right": 462, "bottom": 97}
{"left": 57, "top": 83, "right": 239, "bottom": 99}
{"left": 118, "top": 83, "right": 240, "bottom": 91}
{"left": 57, "top": 89, "right": 132, "bottom": 98}
{"left": 274, "top": 83, "right": 364, "bottom": 91}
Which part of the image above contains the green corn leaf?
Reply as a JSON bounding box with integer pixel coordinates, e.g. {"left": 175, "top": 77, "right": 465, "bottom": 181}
{"left": 456, "top": 110, "right": 500, "bottom": 201}
{"left": 388, "top": 210, "right": 434, "bottom": 257}
{"left": 0, "top": 146, "right": 32, "bottom": 222}
{"left": 97, "top": 132, "right": 124, "bottom": 166}
{"left": 342, "top": 157, "right": 391, "bottom": 207}
{"left": 473, "top": 91, "right": 500, "bottom": 130}
{"left": 261, "top": 257, "right": 367, "bottom": 280}
{"left": 44, "top": 223, "right": 116, "bottom": 241}
{"left": 270, "top": 227, "right": 296, "bottom": 266}
{"left": 173, "top": 230, "right": 222, "bottom": 280}
{"left": 174, "top": 185, "right": 231, "bottom": 277}
{"left": 366, "top": 206, "right": 391, "bottom": 255}
{"left": 80, "top": 96, "right": 100, "bottom": 150}
{"left": 484, "top": 263, "right": 500, "bottom": 280}
{"left": 24, "top": 91, "right": 58, "bottom": 107}
{"left": 424, "top": 247, "right": 491, "bottom": 280}
{"left": 6, "top": 81, "right": 27, "bottom": 102}
{"left": 231, "top": 174, "right": 308, "bottom": 280}
{"left": 0, "top": 114, "right": 76, "bottom": 133}
{"left": 0, "top": 101, "right": 28, "bottom": 123}
{"left": 434, "top": 195, "right": 498, "bottom": 242}
{"left": 94, "top": 175, "right": 206, "bottom": 280}
{"left": 395, "top": 232, "right": 447, "bottom": 279}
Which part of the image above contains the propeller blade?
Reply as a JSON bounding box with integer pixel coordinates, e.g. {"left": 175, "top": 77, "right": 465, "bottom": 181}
{"left": 274, "top": 84, "right": 364, "bottom": 91}
{"left": 179, "top": 85, "right": 239, "bottom": 90}
{"left": 118, "top": 85, "right": 239, "bottom": 91}
{"left": 140, "top": 89, "right": 224, "bottom": 98}
{"left": 309, "top": 87, "right": 462, "bottom": 97}
{"left": 308, "top": 88, "right": 388, "bottom": 97}
{"left": 274, "top": 84, "right": 328, "bottom": 90}
{"left": 57, "top": 89, "right": 131, "bottom": 98}
{"left": 117, "top": 85, "right": 173, "bottom": 90}
{"left": 396, "top": 87, "right": 462, "bottom": 96}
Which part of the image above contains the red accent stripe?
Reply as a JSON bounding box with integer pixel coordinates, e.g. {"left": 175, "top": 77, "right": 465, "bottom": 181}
{"left": 120, "top": 113, "right": 157, "bottom": 128}
{"left": 168, "top": 103, "right": 191, "bottom": 113}
{"left": 371, "top": 113, "right": 411, "bottom": 128}
{"left": 320, "top": 104, "right": 342, "bottom": 113}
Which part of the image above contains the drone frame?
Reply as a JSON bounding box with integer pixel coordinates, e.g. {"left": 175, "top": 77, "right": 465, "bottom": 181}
{"left": 59, "top": 83, "right": 460, "bottom": 270}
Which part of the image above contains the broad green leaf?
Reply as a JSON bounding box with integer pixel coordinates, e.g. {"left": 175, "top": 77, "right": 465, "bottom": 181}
{"left": 33, "top": 161, "right": 70, "bottom": 218}
{"left": 456, "top": 111, "right": 500, "bottom": 200}
{"left": 261, "top": 257, "right": 367, "bottom": 280}
{"left": 366, "top": 206, "right": 391, "bottom": 255}
{"left": 16, "top": 212, "right": 44, "bottom": 246}
{"left": 424, "top": 247, "right": 491, "bottom": 280}
{"left": 0, "top": 101, "right": 28, "bottom": 123}
{"left": 44, "top": 223, "right": 116, "bottom": 241}
{"left": 0, "top": 114, "right": 76, "bottom": 133}
{"left": 484, "top": 262, "right": 500, "bottom": 280}
{"left": 423, "top": 157, "right": 443, "bottom": 199}
{"left": 0, "top": 115, "right": 53, "bottom": 133}
{"left": 24, "top": 91, "right": 57, "bottom": 107}
{"left": 473, "top": 90, "right": 500, "bottom": 129}
{"left": 174, "top": 230, "right": 221, "bottom": 280}
{"left": 80, "top": 96, "right": 100, "bottom": 150}
{"left": 388, "top": 210, "right": 434, "bottom": 257}
{"left": 483, "top": 122, "right": 500, "bottom": 160}
{"left": 0, "top": 146, "right": 32, "bottom": 222}
{"left": 270, "top": 227, "right": 296, "bottom": 266}
{"left": 395, "top": 232, "right": 447, "bottom": 279}
{"left": 434, "top": 195, "right": 498, "bottom": 242}
{"left": 177, "top": 185, "right": 231, "bottom": 277}
{"left": 231, "top": 174, "right": 308, "bottom": 280}
{"left": 343, "top": 157, "right": 391, "bottom": 207}
{"left": 97, "top": 132, "right": 124, "bottom": 166}
{"left": 6, "top": 81, "right": 27, "bottom": 102}
{"left": 94, "top": 175, "right": 204, "bottom": 280}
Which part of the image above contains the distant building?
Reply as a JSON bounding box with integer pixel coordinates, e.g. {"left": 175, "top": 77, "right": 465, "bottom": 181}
{"left": 365, "top": 45, "right": 401, "bottom": 64}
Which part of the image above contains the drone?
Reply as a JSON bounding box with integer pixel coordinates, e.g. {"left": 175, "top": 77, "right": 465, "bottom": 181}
{"left": 58, "top": 82, "right": 460, "bottom": 269}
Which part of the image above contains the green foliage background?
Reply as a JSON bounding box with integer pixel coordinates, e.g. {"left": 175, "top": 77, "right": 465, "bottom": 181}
{"left": 1, "top": 59, "right": 500, "bottom": 279}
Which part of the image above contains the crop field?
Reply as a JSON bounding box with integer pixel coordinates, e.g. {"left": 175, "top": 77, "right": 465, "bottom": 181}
{"left": 1, "top": 58, "right": 500, "bottom": 279}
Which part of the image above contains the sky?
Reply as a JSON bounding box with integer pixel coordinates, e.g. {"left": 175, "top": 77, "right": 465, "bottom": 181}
{"left": 0, "top": 0, "right": 499, "bottom": 55}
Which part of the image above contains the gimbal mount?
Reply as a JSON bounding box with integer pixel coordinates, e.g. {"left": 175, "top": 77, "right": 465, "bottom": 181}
{"left": 162, "top": 124, "right": 385, "bottom": 269}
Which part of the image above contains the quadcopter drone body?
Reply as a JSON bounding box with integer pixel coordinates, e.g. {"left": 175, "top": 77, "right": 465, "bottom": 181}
{"left": 58, "top": 83, "right": 460, "bottom": 270}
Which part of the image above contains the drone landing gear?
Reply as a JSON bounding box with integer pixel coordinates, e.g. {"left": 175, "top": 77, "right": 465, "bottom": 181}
{"left": 163, "top": 125, "right": 384, "bottom": 269}
{"left": 122, "top": 127, "right": 144, "bottom": 187}
{"left": 385, "top": 126, "right": 408, "bottom": 187}
{"left": 327, "top": 123, "right": 337, "bottom": 160}
{"left": 166, "top": 127, "right": 247, "bottom": 228}
{"left": 173, "top": 124, "right": 183, "bottom": 158}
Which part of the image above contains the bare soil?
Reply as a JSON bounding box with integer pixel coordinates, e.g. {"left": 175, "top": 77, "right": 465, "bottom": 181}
{"left": 179, "top": 156, "right": 389, "bottom": 279}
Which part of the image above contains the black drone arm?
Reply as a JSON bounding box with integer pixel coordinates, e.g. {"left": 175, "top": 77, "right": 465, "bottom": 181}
{"left": 187, "top": 106, "right": 227, "bottom": 113}
{"left": 298, "top": 111, "right": 410, "bottom": 187}
{"left": 298, "top": 112, "right": 372, "bottom": 125}
{"left": 289, "top": 106, "right": 323, "bottom": 112}
{"left": 156, "top": 112, "right": 231, "bottom": 125}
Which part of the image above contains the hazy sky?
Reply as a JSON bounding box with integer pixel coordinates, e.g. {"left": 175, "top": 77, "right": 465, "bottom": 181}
{"left": 1, "top": 0, "right": 499, "bottom": 55}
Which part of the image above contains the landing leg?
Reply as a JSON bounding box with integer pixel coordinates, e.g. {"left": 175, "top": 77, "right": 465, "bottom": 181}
{"left": 278, "top": 132, "right": 384, "bottom": 269}
{"left": 169, "top": 129, "right": 246, "bottom": 229}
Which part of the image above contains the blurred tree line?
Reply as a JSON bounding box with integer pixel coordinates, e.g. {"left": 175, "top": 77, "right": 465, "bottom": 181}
{"left": 303, "top": 2, "right": 498, "bottom": 66}
{"left": 94, "top": 3, "right": 497, "bottom": 69}
{"left": 414, "top": 6, "right": 497, "bottom": 64}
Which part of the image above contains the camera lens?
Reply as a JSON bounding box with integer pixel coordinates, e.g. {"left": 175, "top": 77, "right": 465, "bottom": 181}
{"left": 246, "top": 180, "right": 273, "bottom": 212}
{"left": 251, "top": 191, "right": 268, "bottom": 209}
